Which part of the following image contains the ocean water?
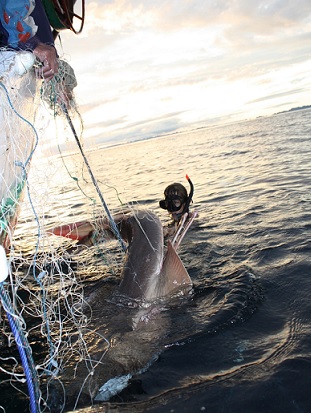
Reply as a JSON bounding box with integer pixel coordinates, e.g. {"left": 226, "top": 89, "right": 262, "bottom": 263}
{"left": 1, "top": 108, "right": 311, "bottom": 413}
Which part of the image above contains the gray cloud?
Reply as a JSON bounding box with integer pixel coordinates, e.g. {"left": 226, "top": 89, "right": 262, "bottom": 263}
{"left": 89, "top": 111, "right": 187, "bottom": 146}
{"left": 247, "top": 88, "right": 307, "bottom": 104}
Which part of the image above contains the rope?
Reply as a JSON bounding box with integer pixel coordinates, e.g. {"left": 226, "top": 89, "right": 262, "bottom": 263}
{"left": 61, "top": 104, "right": 127, "bottom": 253}
{"left": 0, "top": 282, "right": 40, "bottom": 413}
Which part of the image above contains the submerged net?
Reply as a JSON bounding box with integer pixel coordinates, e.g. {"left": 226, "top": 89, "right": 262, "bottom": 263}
{"left": 0, "top": 50, "right": 130, "bottom": 412}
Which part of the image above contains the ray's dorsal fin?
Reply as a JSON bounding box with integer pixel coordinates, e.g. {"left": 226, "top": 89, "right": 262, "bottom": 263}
{"left": 157, "top": 241, "right": 192, "bottom": 297}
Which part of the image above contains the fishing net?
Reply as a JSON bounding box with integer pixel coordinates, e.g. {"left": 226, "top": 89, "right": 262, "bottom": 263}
{"left": 0, "top": 50, "right": 129, "bottom": 412}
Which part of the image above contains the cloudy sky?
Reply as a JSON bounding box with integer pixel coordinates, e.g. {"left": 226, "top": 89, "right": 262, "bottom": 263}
{"left": 59, "top": 0, "right": 311, "bottom": 145}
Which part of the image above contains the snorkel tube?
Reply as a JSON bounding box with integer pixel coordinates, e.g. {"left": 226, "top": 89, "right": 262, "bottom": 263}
{"left": 183, "top": 174, "right": 194, "bottom": 214}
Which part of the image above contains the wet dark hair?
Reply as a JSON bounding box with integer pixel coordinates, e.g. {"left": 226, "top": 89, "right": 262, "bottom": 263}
{"left": 159, "top": 176, "right": 194, "bottom": 219}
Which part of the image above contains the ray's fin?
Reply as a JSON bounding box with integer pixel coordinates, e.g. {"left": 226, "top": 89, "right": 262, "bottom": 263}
{"left": 158, "top": 240, "right": 192, "bottom": 297}
{"left": 48, "top": 221, "right": 94, "bottom": 241}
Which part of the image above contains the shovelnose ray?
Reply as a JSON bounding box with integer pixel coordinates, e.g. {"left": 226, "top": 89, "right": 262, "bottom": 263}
{"left": 117, "top": 210, "right": 192, "bottom": 301}
{"left": 49, "top": 210, "right": 194, "bottom": 301}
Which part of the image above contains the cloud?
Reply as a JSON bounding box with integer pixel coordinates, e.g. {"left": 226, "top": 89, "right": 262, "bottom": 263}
{"left": 89, "top": 111, "right": 187, "bottom": 146}
{"left": 59, "top": 1, "right": 311, "bottom": 142}
{"left": 89, "top": 1, "right": 311, "bottom": 33}
{"left": 247, "top": 88, "right": 308, "bottom": 104}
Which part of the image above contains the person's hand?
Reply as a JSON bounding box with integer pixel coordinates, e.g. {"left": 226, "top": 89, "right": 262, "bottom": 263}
{"left": 33, "top": 43, "right": 59, "bottom": 81}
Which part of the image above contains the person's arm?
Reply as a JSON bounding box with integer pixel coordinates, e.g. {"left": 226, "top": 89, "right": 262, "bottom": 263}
{"left": 0, "top": 0, "right": 58, "bottom": 80}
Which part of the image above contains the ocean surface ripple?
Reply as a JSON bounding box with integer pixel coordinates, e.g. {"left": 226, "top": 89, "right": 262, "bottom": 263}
{"left": 2, "top": 109, "right": 311, "bottom": 413}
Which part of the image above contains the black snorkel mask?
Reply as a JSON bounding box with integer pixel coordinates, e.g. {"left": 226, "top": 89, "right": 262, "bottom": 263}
{"left": 159, "top": 175, "right": 194, "bottom": 220}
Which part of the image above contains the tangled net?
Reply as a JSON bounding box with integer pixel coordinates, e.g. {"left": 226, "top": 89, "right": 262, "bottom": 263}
{"left": 0, "top": 50, "right": 128, "bottom": 412}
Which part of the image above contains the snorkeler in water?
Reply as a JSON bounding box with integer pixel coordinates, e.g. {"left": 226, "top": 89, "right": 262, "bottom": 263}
{"left": 159, "top": 175, "right": 194, "bottom": 222}
{"left": 159, "top": 175, "right": 196, "bottom": 239}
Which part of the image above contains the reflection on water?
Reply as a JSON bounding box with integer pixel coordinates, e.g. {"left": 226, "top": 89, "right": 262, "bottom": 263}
{"left": 2, "top": 109, "right": 311, "bottom": 412}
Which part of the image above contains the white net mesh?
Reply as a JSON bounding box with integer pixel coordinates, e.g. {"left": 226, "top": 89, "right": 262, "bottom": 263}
{"left": 0, "top": 50, "right": 129, "bottom": 412}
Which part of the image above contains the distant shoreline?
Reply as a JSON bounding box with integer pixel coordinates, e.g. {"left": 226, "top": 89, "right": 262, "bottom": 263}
{"left": 58, "top": 105, "right": 311, "bottom": 157}
{"left": 275, "top": 105, "right": 311, "bottom": 115}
